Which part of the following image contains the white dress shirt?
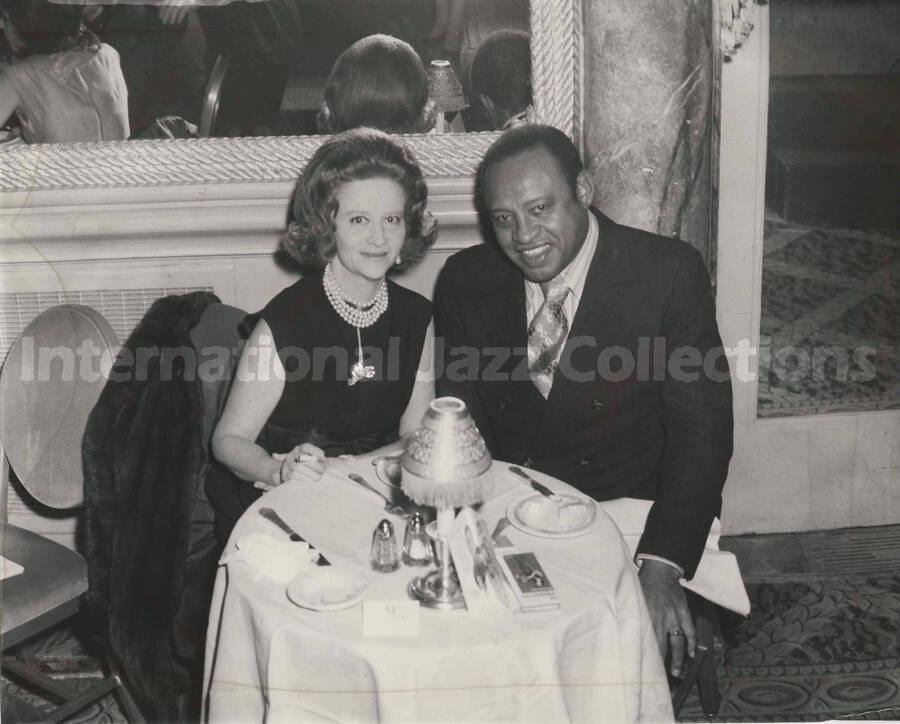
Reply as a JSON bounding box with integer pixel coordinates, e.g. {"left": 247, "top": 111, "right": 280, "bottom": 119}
{"left": 524, "top": 210, "right": 599, "bottom": 355}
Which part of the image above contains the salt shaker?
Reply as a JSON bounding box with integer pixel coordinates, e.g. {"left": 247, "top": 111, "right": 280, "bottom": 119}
{"left": 402, "top": 512, "right": 433, "bottom": 566}
{"left": 370, "top": 519, "right": 401, "bottom": 572}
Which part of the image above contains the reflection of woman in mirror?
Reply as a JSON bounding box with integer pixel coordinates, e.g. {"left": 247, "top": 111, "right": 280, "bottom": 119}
{"left": 208, "top": 128, "right": 437, "bottom": 544}
{"left": 316, "top": 34, "right": 435, "bottom": 134}
{"left": 0, "top": 0, "right": 128, "bottom": 143}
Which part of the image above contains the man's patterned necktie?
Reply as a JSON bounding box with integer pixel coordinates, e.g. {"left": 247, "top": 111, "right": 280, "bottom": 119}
{"left": 527, "top": 281, "right": 571, "bottom": 398}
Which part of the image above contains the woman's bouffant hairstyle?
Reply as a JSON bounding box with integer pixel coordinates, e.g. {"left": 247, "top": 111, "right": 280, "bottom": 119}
{"left": 281, "top": 128, "right": 437, "bottom": 271}
{"left": 316, "top": 34, "right": 431, "bottom": 134}
{"left": 3, "top": 0, "right": 98, "bottom": 56}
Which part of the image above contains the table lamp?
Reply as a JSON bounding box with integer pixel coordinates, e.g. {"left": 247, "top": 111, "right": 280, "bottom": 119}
{"left": 402, "top": 397, "right": 493, "bottom": 609}
{"left": 427, "top": 60, "right": 468, "bottom": 134}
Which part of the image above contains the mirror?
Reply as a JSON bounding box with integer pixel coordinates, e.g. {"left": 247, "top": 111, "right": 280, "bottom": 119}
{"left": 1, "top": 0, "right": 533, "bottom": 142}
{"left": 0, "top": 0, "right": 580, "bottom": 188}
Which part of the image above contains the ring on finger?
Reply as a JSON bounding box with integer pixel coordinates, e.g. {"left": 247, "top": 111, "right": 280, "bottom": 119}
{"left": 668, "top": 629, "right": 685, "bottom": 637}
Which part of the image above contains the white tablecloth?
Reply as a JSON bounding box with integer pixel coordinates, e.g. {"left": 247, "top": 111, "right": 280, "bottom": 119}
{"left": 202, "top": 461, "right": 680, "bottom": 723}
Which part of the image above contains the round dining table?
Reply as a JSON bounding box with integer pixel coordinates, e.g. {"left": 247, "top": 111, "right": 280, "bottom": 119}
{"left": 202, "top": 458, "right": 674, "bottom": 723}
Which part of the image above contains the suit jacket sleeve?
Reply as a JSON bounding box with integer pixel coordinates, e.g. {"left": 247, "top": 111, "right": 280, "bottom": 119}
{"left": 433, "top": 259, "right": 496, "bottom": 451}
{"left": 635, "top": 248, "right": 734, "bottom": 579}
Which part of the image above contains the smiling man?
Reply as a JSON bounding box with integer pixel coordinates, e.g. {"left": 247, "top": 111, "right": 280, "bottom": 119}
{"left": 434, "top": 124, "right": 734, "bottom": 678}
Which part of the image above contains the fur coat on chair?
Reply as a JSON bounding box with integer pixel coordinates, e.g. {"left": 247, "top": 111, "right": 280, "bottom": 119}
{"left": 82, "top": 291, "right": 221, "bottom": 722}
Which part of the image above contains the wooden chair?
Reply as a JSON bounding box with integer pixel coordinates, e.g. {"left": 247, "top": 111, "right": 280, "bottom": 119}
{"left": 0, "top": 305, "right": 143, "bottom": 722}
{"left": 672, "top": 597, "right": 723, "bottom": 717}
{"left": 199, "top": 53, "right": 230, "bottom": 137}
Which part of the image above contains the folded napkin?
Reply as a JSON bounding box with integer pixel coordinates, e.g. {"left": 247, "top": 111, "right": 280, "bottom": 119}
{"left": 599, "top": 498, "right": 751, "bottom": 616}
{"left": 221, "top": 533, "right": 319, "bottom": 585}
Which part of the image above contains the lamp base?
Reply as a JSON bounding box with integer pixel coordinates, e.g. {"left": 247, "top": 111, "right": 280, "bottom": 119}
{"left": 407, "top": 527, "right": 466, "bottom": 610}
{"left": 408, "top": 569, "right": 466, "bottom": 610}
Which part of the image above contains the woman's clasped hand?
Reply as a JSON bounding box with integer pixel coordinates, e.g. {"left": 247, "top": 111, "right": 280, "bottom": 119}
{"left": 255, "top": 444, "right": 328, "bottom": 493}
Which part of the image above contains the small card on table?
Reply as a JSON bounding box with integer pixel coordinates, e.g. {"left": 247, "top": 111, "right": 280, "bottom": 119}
{"left": 362, "top": 599, "right": 420, "bottom": 637}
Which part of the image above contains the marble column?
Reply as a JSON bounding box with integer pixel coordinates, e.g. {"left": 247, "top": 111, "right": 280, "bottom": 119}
{"left": 582, "top": 0, "right": 718, "bottom": 268}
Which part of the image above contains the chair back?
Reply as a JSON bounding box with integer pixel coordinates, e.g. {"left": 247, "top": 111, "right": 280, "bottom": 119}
{"left": 199, "top": 54, "right": 230, "bottom": 137}
{"left": 0, "top": 305, "right": 118, "bottom": 509}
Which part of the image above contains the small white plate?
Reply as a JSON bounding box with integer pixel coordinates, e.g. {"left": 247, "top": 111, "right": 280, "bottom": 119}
{"left": 507, "top": 493, "right": 599, "bottom": 538}
{"left": 286, "top": 567, "right": 368, "bottom": 611}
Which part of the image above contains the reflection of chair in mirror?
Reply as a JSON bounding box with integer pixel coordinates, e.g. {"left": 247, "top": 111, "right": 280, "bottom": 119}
{"left": 81, "top": 292, "right": 246, "bottom": 721}
{"left": 199, "top": 53, "right": 230, "bottom": 137}
{"left": 0, "top": 305, "right": 142, "bottom": 722}
{"left": 100, "top": 3, "right": 208, "bottom": 136}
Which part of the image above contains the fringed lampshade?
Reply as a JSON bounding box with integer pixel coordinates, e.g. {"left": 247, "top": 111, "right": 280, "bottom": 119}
{"left": 402, "top": 397, "right": 493, "bottom": 511}
{"left": 426, "top": 60, "right": 468, "bottom": 134}
{"left": 402, "top": 397, "right": 492, "bottom": 609}
{"left": 426, "top": 60, "right": 468, "bottom": 113}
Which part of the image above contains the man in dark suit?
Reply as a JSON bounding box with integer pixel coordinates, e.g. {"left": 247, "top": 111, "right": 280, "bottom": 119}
{"left": 434, "top": 125, "right": 733, "bottom": 677}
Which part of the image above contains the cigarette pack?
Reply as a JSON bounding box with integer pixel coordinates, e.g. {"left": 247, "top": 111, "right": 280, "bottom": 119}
{"left": 496, "top": 551, "right": 560, "bottom": 612}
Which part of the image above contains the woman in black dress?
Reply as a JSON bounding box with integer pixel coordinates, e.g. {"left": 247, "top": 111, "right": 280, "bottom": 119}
{"left": 209, "top": 128, "right": 437, "bottom": 542}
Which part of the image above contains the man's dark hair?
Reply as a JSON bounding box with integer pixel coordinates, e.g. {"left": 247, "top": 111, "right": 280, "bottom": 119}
{"left": 471, "top": 30, "right": 531, "bottom": 122}
{"left": 476, "top": 124, "right": 585, "bottom": 203}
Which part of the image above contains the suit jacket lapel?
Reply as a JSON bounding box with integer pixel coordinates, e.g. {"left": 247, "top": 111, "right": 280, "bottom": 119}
{"left": 544, "top": 211, "right": 636, "bottom": 414}
{"left": 484, "top": 254, "right": 528, "bottom": 351}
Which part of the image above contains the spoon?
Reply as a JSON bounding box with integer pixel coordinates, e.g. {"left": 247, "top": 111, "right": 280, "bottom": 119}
{"left": 348, "top": 473, "right": 408, "bottom": 516}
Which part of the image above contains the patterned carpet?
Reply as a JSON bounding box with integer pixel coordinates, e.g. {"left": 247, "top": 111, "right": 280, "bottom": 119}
{"left": 758, "top": 212, "right": 899, "bottom": 418}
{"left": 4, "top": 567, "right": 900, "bottom": 722}
{"left": 0, "top": 624, "right": 127, "bottom": 723}
{"left": 679, "top": 575, "right": 900, "bottom": 721}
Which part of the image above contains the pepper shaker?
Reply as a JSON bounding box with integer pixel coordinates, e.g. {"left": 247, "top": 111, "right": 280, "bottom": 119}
{"left": 402, "top": 512, "right": 433, "bottom": 566}
{"left": 370, "top": 519, "right": 401, "bottom": 572}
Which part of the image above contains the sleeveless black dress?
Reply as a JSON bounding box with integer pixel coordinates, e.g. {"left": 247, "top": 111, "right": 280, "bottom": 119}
{"left": 206, "top": 272, "right": 431, "bottom": 543}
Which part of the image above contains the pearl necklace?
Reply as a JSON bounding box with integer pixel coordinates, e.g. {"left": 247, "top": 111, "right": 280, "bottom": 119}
{"left": 322, "top": 262, "right": 388, "bottom": 385}
{"left": 323, "top": 262, "right": 388, "bottom": 328}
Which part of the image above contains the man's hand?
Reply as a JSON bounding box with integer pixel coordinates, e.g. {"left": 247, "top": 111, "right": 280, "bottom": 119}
{"left": 638, "top": 559, "right": 695, "bottom": 678}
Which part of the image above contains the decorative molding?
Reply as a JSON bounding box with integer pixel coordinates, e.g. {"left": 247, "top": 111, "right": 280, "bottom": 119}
{"left": 531, "top": 0, "right": 584, "bottom": 145}
{"left": 0, "top": 134, "right": 496, "bottom": 193}
{"left": 0, "top": 0, "right": 583, "bottom": 196}
{"left": 0, "top": 176, "right": 481, "bottom": 263}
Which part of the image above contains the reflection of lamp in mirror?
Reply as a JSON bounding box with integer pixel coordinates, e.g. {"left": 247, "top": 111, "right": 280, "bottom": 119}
{"left": 426, "top": 60, "right": 468, "bottom": 133}
{"left": 402, "top": 397, "right": 492, "bottom": 609}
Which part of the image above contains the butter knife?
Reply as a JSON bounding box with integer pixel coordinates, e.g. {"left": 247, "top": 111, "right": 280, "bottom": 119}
{"left": 508, "top": 466, "right": 559, "bottom": 500}
{"left": 259, "top": 507, "right": 329, "bottom": 566}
